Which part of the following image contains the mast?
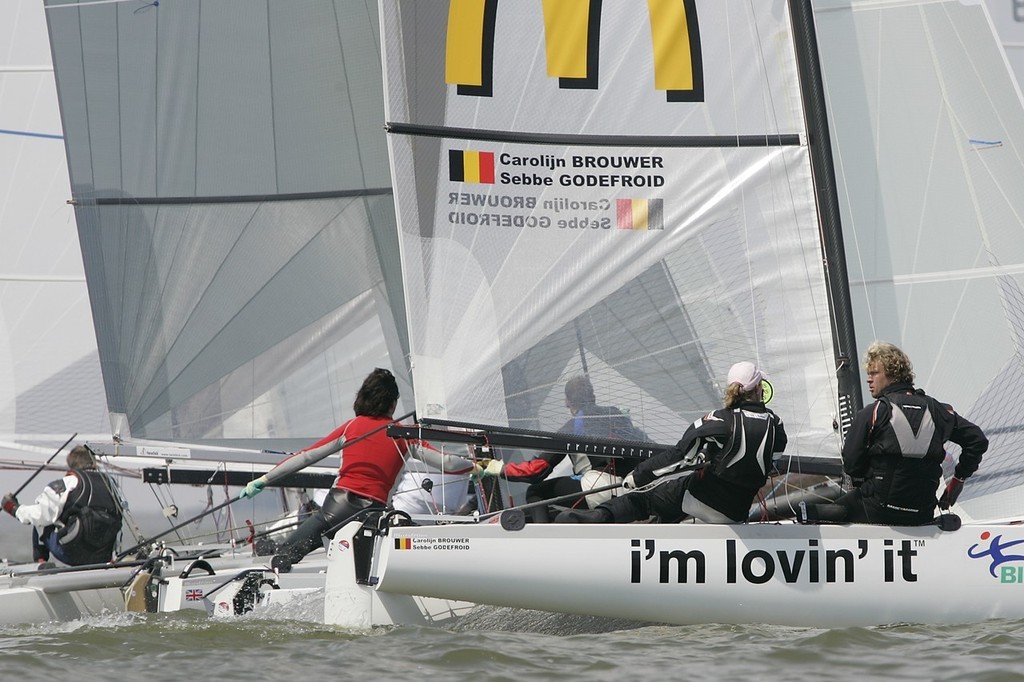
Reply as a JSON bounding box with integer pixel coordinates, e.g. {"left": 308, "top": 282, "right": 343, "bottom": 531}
{"left": 788, "top": 0, "right": 863, "bottom": 433}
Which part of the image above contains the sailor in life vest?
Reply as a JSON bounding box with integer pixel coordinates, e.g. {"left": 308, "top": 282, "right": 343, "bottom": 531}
{"left": 2, "top": 446, "right": 123, "bottom": 566}
{"left": 556, "top": 362, "right": 786, "bottom": 524}
{"left": 800, "top": 341, "right": 987, "bottom": 526}
{"left": 477, "top": 374, "right": 649, "bottom": 523}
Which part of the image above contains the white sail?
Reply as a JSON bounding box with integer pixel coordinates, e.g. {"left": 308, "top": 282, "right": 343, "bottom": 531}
{"left": 43, "top": 0, "right": 411, "bottom": 455}
{"left": 0, "top": 0, "right": 108, "bottom": 463}
{"left": 381, "top": 0, "right": 843, "bottom": 460}
{"left": 985, "top": 0, "right": 1024, "bottom": 85}
{"left": 816, "top": 0, "right": 1024, "bottom": 521}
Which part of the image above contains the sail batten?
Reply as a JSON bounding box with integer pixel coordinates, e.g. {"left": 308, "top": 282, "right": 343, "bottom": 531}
{"left": 388, "top": 122, "right": 802, "bottom": 148}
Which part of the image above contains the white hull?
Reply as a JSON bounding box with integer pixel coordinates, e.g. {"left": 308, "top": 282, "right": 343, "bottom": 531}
{"left": 0, "top": 564, "right": 141, "bottom": 625}
{"left": 319, "top": 521, "right": 475, "bottom": 628}
{"left": 191, "top": 525, "right": 474, "bottom": 627}
{"left": 362, "top": 520, "right": 1024, "bottom": 628}
{"left": 0, "top": 548, "right": 294, "bottom": 625}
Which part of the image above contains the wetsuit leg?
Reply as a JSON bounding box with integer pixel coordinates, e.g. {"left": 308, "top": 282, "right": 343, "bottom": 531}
{"left": 526, "top": 477, "right": 585, "bottom": 523}
{"left": 801, "top": 489, "right": 874, "bottom": 524}
{"left": 637, "top": 477, "right": 689, "bottom": 523}
{"left": 276, "top": 489, "right": 378, "bottom": 564}
{"left": 32, "top": 527, "right": 50, "bottom": 562}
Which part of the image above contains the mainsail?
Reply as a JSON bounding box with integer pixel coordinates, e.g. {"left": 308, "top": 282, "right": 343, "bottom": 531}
{"left": 815, "top": 0, "right": 1024, "bottom": 520}
{"left": 43, "top": 0, "right": 409, "bottom": 456}
{"left": 381, "top": 0, "right": 847, "bottom": 461}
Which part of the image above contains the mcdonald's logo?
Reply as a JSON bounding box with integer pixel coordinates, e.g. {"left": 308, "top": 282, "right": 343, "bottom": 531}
{"left": 445, "top": 0, "right": 703, "bottom": 102}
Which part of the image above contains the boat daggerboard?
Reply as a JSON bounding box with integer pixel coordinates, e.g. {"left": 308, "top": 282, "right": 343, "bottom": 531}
{"left": 379, "top": 0, "right": 842, "bottom": 461}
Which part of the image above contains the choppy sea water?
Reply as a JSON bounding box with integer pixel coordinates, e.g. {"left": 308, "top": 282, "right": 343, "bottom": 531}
{"left": 1, "top": 595, "right": 1023, "bottom": 682}
{"left": 2, "top": 485, "right": 1024, "bottom": 682}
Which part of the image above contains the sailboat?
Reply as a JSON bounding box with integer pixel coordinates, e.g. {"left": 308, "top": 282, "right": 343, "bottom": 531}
{"left": 0, "top": 2, "right": 108, "bottom": 478}
{"left": 0, "top": 0, "right": 475, "bottom": 625}
{"left": 303, "top": 0, "right": 1024, "bottom": 628}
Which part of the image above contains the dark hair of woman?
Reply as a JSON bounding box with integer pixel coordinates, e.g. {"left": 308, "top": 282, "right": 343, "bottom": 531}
{"left": 353, "top": 368, "right": 400, "bottom": 418}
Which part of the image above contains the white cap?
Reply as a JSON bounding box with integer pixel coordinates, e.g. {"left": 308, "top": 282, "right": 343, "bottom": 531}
{"left": 727, "top": 361, "right": 764, "bottom": 392}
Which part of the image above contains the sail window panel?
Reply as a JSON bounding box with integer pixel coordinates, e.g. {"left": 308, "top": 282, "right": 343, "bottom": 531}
{"left": 45, "top": 5, "right": 122, "bottom": 196}
{"left": 194, "top": 1, "right": 276, "bottom": 195}
{"left": 331, "top": 0, "right": 392, "bottom": 191}
{"left": 112, "top": 4, "right": 159, "bottom": 199}
{"left": 268, "top": 0, "right": 391, "bottom": 194}
{"left": 153, "top": 7, "right": 202, "bottom": 199}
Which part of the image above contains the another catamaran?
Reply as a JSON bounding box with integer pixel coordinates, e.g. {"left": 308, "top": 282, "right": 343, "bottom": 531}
{"left": 0, "top": 0, "right": 471, "bottom": 626}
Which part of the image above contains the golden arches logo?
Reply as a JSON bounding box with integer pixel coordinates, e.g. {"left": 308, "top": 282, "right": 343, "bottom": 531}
{"left": 445, "top": 0, "right": 704, "bottom": 102}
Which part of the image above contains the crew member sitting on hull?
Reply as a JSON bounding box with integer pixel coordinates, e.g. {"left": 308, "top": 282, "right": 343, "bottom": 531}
{"left": 239, "top": 368, "right": 481, "bottom": 572}
{"left": 479, "top": 374, "right": 648, "bottom": 523}
{"left": 2, "top": 446, "right": 123, "bottom": 566}
{"left": 555, "top": 362, "right": 787, "bottom": 524}
{"left": 799, "top": 341, "right": 987, "bottom": 526}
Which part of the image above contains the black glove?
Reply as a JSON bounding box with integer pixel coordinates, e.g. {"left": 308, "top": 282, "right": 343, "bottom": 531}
{"left": 938, "top": 477, "right": 965, "bottom": 510}
{"left": 2, "top": 493, "right": 19, "bottom": 517}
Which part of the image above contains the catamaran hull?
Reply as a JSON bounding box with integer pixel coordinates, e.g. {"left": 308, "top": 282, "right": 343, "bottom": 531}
{"left": 320, "top": 522, "right": 475, "bottom": 628}
{"left": 0, "top": 566, "right": 140, "bottom": 625}
{"left": 370, "top": 522, "right": 1024, "bottom": 628}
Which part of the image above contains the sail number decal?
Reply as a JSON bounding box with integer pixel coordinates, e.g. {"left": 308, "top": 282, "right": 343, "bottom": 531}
{"left": 446, "top": 0, "right": 704, "bottom": 101}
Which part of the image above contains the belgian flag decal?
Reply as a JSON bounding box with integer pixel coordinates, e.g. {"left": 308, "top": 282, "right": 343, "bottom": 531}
{"left": 449, "top": 149, "right": 496, "bottom": 183}
{"left": 616, "top": 198, "right": 664, "bottom": 230}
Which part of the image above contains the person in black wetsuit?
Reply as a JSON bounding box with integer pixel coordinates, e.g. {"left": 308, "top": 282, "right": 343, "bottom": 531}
{"left": 556, "top": 361, "right": 786, "bottom": 524}
{"left": 2, "top": 446, "right": 123, "bottom": 566}
{"left": 479, "top": 375, "right": 648, "bottom": 522}
{"left": 799, "top": 341, "right": 987, "bottom": 526}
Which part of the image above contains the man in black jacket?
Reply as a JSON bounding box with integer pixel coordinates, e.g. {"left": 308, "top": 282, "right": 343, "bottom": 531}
{"left": 557, "top": 361, "right": 787, "bottom": 524}
{"left": 801, "top": 341, "right": 987, "bottom": 526}
{"left": 3, "top": 446, "right": 123, "bottom": 565}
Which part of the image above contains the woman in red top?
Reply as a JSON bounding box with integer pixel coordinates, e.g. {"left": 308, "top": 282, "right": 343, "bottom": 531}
{"left": 242, "top": 368, "right": 478, "bottom": 571}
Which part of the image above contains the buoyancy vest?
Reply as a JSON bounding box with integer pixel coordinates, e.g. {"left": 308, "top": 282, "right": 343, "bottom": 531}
{"left": 710, "top": 407, "right": 779, "bottom": 490}
{"left": 864, "top": 389, "right": 948, "bottom": 515}
{"left": 56, "top": 469, "right": 123, "bottom": 565}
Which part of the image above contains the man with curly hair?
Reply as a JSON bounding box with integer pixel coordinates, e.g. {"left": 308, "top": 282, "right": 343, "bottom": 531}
{"left": 801, "top": 341, "right": 988, "bottom": 525}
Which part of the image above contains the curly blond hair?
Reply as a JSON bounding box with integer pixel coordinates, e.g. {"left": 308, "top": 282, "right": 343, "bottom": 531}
{"left": 864, "top": 341, "right": 914, "bottom": 384}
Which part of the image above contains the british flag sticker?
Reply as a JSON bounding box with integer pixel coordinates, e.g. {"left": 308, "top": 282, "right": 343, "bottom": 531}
{"left": 185, "top": 588, "right": 204, "bottom": 601}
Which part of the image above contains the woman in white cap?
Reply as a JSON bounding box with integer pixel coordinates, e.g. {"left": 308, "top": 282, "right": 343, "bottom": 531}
{"left": 556, "top": 361, "right": 787, "bottom": 524}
